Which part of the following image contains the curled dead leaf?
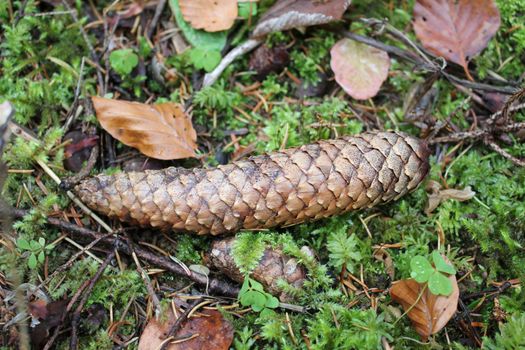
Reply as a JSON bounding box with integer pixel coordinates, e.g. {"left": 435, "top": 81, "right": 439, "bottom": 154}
{"left": 413, "top": 0, "right": 501, "bottom": 80}
{"left": 252, "top": 0, "right": 351, "bottom": 37}
{"left": 179, "top": 0, "right": 238, "bottom": 32}
{"left": 92, "top": 97, "right": 197, "bottom": 160}
{"left": 390, "top": 276, "right": 459, "bottom": 340}
{"left": 138, "top": 307, "right": 233, "bottom": 350}
{"left": 330, "top": 38, "right": 390, "bottom": 100}
{"left": 425, "top": 180, "right": 476, "bottom": 214}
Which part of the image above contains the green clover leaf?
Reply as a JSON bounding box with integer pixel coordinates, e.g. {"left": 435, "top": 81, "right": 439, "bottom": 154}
{"left": 410, "top": 256, "right": 434, "bottom": 283}
{"left": 428, "top": 270, "right": 453, "bottom": 296}
{"left": 432, "top": 251, "right": 456, "bottom": 275}
{"left": 110, "top": 49, "right": 139, "bottom": 76}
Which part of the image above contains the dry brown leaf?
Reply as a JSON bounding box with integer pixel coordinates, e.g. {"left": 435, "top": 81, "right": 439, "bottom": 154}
{"left": 330, "top": 38, "right": 390, "bottom": 100}
{"left": 252, "top": 0, "right": 351, "bottom": 37}
{"left": 390, "top": 277, "right": 459, "bottom": 340}
{"left": 138, "top": 308, "right": 233, "bottom": 350}
{"left": 179, "top": 0, "right": 238, "bottom": 32}
{"left": 413, "top": 0, "right": 500, "bottom": 80}
{"left": 425, "top": 180, "right": 476, "bottom": 214}
{"left": 92, "top": 97, "right": 197, "bottom": 160}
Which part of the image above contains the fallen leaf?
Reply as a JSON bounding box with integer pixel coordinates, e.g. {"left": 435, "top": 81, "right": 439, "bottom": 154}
{"left": 179, "top": 0, "right": 238, "bottom": 32}
{"left": 138, "top": 308, "right": 233, "bottom": 350}
{"left": 425, "top": 180, "right": 476, "bottom": 214}
{"left": 92, "top": 97, "right": 197, "bottom": 160}
{"left": 413, "top": 0, "right": 501, "bottom": 80}
{"left": 63, "top": 131, "right": 98, "bottom": 172}
{"left": 248, "top": 44, "right": 290, "bottom": 80}
{"left": 330, "top": 38, "right": 390, "bottom": 100}
{"left": 252, "top": 0, "right": 351, "bottom": 37}
{"left": 28, "top": 299, "right": 70, "bottom": 350}
{"left": 390, "top": 277, "right": 459, "bottom": 340}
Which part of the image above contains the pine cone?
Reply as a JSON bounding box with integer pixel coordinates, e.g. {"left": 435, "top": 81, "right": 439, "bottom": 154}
{"left": 75, "top": 131, "right": 430, "bottom": 235}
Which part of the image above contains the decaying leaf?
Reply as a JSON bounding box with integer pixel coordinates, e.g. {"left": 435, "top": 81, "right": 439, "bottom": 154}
{"left": 205, "top": 237, "right": 308, "bottom": 301}
{"left": 92, "top": 97, "right": 197, "bottom": 160}
{"left": 28, "top": 299, "right": 70, "bottom": 350}
{"left": 138, "top": 307, "right": 233, "bottom": 350}
{"left": 413, "top": 0, "right": 501, "bottom": 80}
{"left": 252, "top": 0, "right": 351, "bottom": 37}
{"left": 425, "top": 180, "right": 476, "bottom": 214}
{"left": 390, "top": 277, "right": 459, "bottom": 340}
{"left": 330, "top": 39, "right": 390, "bottom": 100}
{"left": 63, "top": 130, "right": 98, "bottom": 172}
{"left": 179, "top": 0, "right": 238, "bottom": 32}
{"left": 248, "top": 44, "right": 290, "bottom": 80}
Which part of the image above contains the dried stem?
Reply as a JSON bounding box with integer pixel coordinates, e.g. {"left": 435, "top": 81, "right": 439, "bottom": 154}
{"left": 11, "top": 209, "right": 240, "bottom": 297}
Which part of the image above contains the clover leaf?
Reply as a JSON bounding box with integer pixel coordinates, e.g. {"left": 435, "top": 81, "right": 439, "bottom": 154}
{"left": 110, "top": 48, "right": 139, "bottom": 76}
{"left": 238, "top": 276, "right": 280, "bottom": 313}
{"left": 410, "top": 251, "right": 457, "bottom": 296}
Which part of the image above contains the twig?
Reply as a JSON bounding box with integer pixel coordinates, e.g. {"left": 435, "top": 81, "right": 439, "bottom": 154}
{"left": 42, "top": 279, "right": 91, "bottom": 350}
{"left": 11, "top": 209, "right": 240, "bottom": 297}
{"left": 125, "top": 234, "right": 162, "bottom": 318}
{"left": 486, "top": 140, "right": 525, "bottom": 166}
{"left": 63, "top": 56, "right": 86, "bottom": 133}
{"left": 61, "top": 0, "right": 104, "bottom": 90}
{"left": 203, "top": 39, "right": 263, "bottom": 88}
{"left": 70, "top": 249, "right": 116, "bottom": 350}
{"left": 146, "top": 0, "right": 167, "bottom": 40}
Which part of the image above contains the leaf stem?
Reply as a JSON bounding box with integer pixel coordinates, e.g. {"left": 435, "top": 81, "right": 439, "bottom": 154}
{"left": 394, "top": 283, "right": 428, "bottom": 325}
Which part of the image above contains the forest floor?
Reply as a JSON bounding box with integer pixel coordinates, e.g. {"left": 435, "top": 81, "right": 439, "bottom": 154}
{"left": 1, "top": 0, "right": 525, "bottom": 349}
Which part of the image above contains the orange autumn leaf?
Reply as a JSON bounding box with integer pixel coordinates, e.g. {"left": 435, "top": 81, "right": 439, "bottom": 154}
{"left": 390, "top": 277, "right": 459, "bottom": 340}
{"left": 179, "top": 0, "right": 238, "bottom": 32}
{"left": 92, "top": 97, "right": 197, "bottom": 160}
{"left": 138, "top": 309, "right": 233, "bottom": 350}
{"left": 413, "top": 0, "right": 500, "bottom": 80}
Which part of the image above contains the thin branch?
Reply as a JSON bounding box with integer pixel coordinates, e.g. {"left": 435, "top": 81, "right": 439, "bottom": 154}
{"left": 70, "top": 249, "right": 116, "bottom": 350}
{"left": 146, "top": 0, "right": 167, "bottom": 40}
{"left": 11, "top": 209, "right": 240, "bottom": 297}
{"left": 203, "top": 39, "right": 263, "bottom": 88}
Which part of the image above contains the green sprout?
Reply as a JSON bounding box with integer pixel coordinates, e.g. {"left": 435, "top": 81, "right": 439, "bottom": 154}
{"left": 17, "top": 237, "right": 54, "bottom": 269}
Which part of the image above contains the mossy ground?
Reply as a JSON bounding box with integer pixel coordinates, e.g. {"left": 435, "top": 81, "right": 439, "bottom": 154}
{"left": 1, "top": 0, "right": 525, "bottom": 349}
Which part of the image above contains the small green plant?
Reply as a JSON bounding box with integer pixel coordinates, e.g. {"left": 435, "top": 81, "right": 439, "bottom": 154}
{"left": 410, "top": 250, "right": 457, "bottom": 296}
{"left": 17, "top": 237, "right": 54, "bottom": 269}
{"left": 233, "top": 326, "right": 256, "bottom": 350}
{"left": 109, "top": 48, "right": 139, "bottom": 76}
{"left": 238, "top": 276, "right": 279, "bottom": 315}
{"left": 483, "top": 312, "right": 525, "bottom": 350}
{"left": 327, "top": 229, "right": 362, "bottom": 273}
